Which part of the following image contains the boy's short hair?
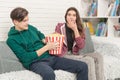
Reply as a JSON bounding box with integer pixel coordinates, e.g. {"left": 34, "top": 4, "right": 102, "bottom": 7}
{"left": 10, "top": 7, "right": 28, "bottom": 22}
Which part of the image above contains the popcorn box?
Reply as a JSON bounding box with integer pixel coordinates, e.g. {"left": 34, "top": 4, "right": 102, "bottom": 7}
{"left": 46, "top": 33, "right": 64, "bottom": 55}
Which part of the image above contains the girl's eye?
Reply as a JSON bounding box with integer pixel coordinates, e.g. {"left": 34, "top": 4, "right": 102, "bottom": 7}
{"left": 67, "top": 13, "right": 76, "bottom": 17}
{"left": 73, "top": 14, "right": 76, "bottom": 17}
{"left": 67, "top": 13, "right": 71, "bottom": 16}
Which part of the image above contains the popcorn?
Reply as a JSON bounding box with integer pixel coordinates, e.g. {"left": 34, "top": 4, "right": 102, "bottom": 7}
{"left": 46, "top": 33, "right": 64, "bottom": 55}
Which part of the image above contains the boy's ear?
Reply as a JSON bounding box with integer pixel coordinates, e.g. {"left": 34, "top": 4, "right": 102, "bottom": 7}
{"left": 13, "top": 20, "right": 18, "bottom": 25}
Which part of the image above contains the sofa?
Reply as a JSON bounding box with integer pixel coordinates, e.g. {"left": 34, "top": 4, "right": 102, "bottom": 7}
{"left": 0, "top": 41, "right": 81, "bottom": 80}
{"left": 1, "top": 26, "right": 120, "bottom": 80}
{"left": 0, "top": 27, "right": 96, "bottom": 80}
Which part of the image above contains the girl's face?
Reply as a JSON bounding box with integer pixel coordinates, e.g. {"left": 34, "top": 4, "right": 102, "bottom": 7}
{"left": 66, "top": 10, "right": 76, "bottom": 23}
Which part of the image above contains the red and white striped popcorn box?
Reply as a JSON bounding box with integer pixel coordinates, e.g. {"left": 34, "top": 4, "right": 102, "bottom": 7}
{"left": 46, "top": 33, "right": 64, "bottom": 55}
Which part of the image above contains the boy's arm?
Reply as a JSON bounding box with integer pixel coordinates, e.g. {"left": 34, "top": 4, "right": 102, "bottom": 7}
{"left": 36, "top": 41, "right": 59, "bottom": 56}
{"left": 6, "top": 39, "right": 38, "bottom": 62}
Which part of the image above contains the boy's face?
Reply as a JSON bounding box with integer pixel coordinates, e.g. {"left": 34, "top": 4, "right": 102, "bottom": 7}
{"left": 13, "top": 15, "right": 29, "bottom": 31}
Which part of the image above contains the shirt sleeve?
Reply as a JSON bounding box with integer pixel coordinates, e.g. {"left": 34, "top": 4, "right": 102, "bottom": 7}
{"left": 55, "top": 23, "right": 64, "bottom": 34}
{"left": 75, "top": 36, "right": 85, "bottom": 49}
{"left": 29, "top": 24, "right": 45, "bottom": 40}
{"left": 6, "top": 38, "right": 38, "bottom": 63}
{"left": 37, "top": 31, "right": 45, "bottom": 40}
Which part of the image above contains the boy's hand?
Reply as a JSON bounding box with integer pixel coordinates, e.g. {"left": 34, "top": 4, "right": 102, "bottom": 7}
{"left": 42, "top": 39, "right": 47, "bottom": 44}
{"left": 46, "top": 42, "right": 59, "bottom": 50}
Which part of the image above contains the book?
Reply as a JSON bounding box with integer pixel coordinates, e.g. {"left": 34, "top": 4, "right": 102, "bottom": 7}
{"left": 96, "top": 22, "right": 107, "bottom": 36}
{"left": 86, "top": 22, "right": 95, "bottom": 35}
{"left": 88, "top": 2, "right": 97, "bottom": 16}
{"left": 110, "top": 0, "right": 119, "bottom": 16}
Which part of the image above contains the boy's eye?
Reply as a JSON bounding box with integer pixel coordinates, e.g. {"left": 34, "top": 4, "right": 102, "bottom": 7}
{"left": 24, "top": 20, "right": 27, "bottom": 22}
{"left": 23, "top": 19, "right": 28, "bottom": 22}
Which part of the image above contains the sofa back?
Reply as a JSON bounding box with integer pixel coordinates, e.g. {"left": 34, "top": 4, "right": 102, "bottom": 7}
{"left": 79, "top": 27, "right": 94, "bottom": 54}
{"left": 0, "top": 41, "right": 25, "bottom": 74}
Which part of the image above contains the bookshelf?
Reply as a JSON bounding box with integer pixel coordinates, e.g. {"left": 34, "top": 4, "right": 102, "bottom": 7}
{"left": 79, "top": 0, "right": 120, "bottom": 38}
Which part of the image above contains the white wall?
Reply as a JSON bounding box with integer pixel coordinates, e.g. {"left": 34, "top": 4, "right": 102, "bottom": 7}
{"left": 0, "top": 0, "right": 79, "bottom": 41}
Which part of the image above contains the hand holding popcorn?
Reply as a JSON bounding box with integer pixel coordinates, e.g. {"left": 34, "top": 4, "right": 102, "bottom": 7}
{"left": 46, "top": 33, "right": 64, "bottom": 55}
{"left": 46, "top": 42, "right": 59, "bottom": 50}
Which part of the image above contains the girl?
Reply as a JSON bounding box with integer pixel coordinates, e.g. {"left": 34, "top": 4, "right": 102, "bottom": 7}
{"left": 55, "top": 7, "right": 104, "bottom": 80}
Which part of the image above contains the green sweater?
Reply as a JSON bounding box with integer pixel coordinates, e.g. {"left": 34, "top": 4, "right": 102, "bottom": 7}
{"left": 6, "top": 24, "right": 51, "bottom": 69}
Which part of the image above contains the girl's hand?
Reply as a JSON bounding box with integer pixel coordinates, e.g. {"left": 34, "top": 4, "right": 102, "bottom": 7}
{"left": 67, "top": 20, "right": 77, "bottom": 31}
{"left": 67, "top": 19, "right": 81, "bottom": 38}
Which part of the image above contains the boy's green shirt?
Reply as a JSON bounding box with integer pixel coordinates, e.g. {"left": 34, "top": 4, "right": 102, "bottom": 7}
{"left": 6, "top": 24, "right": 51, "bottom": 69}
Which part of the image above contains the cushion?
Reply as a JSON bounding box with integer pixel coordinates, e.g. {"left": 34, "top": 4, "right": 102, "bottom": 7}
{"left": 0, "top": 70, "right": 76, "bottom": 80}
{"left": 0, "top": 41, "right": 25, "bottom": 74}
{"left": 79, "top": 27, "right": 94, "bottom": 54}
